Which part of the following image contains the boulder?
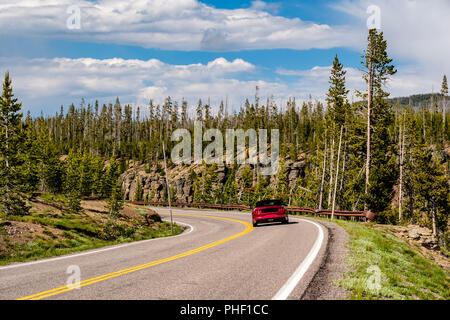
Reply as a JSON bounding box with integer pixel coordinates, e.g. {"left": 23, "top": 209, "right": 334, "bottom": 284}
{"left": 144, "top": 210, "right": 162, "bottom": 225}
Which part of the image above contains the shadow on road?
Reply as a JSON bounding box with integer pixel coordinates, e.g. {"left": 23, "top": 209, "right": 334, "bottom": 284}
{"left": 254, "top": 221, "right": 299, "bottom": 228}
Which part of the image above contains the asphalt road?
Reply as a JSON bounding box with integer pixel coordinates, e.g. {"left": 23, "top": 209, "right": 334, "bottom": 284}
{"left": 0, "top": 207, "right": 327, "bottom": 300}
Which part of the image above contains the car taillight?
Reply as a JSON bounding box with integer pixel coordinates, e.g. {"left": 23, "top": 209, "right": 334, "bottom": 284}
{"left": 278, "top": 208, "right": 285, "bottom": 214}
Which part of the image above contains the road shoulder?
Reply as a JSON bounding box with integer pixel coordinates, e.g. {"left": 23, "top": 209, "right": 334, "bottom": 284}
{"left": 299, "top": 218, "right": 351, "bottom": 300}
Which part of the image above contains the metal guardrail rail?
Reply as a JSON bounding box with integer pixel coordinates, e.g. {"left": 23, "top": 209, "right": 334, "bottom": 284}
{"left": 130, "top": 201, "right": 376, "bottom": 221}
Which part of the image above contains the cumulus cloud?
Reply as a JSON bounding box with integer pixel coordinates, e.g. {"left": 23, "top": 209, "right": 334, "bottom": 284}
{"left": 250, "top": 1, "right": 282, "bottom": 14}
{"left": 0, "top": 0, "right": 360, "bottom": 51}
{"left": 1, "top": 54, "right": 438, "bottom": 116}
{"left": 277, "top": 63, "right": 442, "bottom": 101}
{"left": 0, "top": 56, "right": 293, "bottom": 114}
{"left": 331, "top": 0, "right": 450, "bottom": 91}
{"left": 0, "top": 0, "right": 447, "bottom": 110}
{"left": 277, "top": 66, "right": 363, "bottom": 100}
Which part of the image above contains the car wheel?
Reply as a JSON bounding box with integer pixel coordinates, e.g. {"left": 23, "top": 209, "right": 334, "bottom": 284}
{"left": 282, "top": 217, "right": 289, "bottom": 224}
{"left": 253, "top": 221, "right": 258, "bottom": 227}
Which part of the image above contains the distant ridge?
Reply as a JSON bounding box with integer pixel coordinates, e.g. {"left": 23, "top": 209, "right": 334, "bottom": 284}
{"left": 388, "top": 93, "right": 444, "bottom": 107}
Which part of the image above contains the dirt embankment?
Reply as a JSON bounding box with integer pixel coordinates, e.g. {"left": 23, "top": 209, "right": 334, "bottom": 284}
{"left": 0, "top": 198, "right": 163, "bottom": 260}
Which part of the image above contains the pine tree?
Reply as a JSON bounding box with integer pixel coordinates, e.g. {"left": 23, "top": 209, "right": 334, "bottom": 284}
{"left": 222, "top": 166, "right": 238, "bottom": 204}
{"left": 0, "top": 72, "right": 29, "bottom": 216}
{"left": 106, "top": 177, "right": 124, "bottom": 219}
{"left": 275, "top": 159, "right": 289, "bottom": 204}
{"left": 134, "top": 179, "right": 144, "bottom": 202}
{"left": 441, "top": 75, "right": 448, "bottom": 136}
{"left": 22, "top": 114, "right": 40, "bottom": 193}
{"left": 64, "top": 149, "right": 82, "bottom": 215}
{"left": 325, "top": 54, "right": 350, "bottom": 210}
{"left": 102, "top": 156, "right": 120, "bottom": 198}
{"left": 239, "top": 165, "right": 253, "bottom": 205}
{"left": 326, "top": 54, "right": 350, "bottom": 129}
{"left": 80, "top": 151, "right": 94, "bottom": 197}
{"left": 411, "top": 141, "right": 449, "bottom": 240}
{"left": 193, "top": 162, "right": 216, "bottom": 203}
{"left": 37, "top": 122, "right": 64, "bottom": 193}
{"left": 196, "top": 99, "right": 203, "bottom": 122}
{"left": 91, "top": 156, "right": 105, "bottom": 198}
{"left": 361, "top": 29, "right": 397, "bottom": 217}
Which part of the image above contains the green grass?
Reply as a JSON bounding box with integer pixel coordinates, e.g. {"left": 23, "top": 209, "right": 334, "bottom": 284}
{"left": 39, "top": 193, "right": 69, "bottom": 205}
{"left": 0, "top": 210, "right": 182, "bottom": 266}
{"left": 330, "top": 219, "right": 450, "bottom": 300}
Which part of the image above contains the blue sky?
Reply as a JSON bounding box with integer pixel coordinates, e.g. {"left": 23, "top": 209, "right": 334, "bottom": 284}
{"left": 0, "top": 0, "right": 448, "bottom": 115}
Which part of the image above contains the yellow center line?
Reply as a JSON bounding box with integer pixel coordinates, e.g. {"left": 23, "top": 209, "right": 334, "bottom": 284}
{"left": 17, "top": 213, "right": 253, "bottom": 300}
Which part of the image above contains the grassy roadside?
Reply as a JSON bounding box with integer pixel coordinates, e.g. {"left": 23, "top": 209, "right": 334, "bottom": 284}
{"left": 329, "top": 219, "right": 449, "bottom": 300}
{"left": 291, "top": 214, "right": 449, "bottom": 299}
{"left": 0, "top": 198, "right": 182, "bottom": 266}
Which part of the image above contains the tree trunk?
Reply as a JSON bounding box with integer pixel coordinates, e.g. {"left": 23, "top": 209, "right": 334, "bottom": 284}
{"left": 399, "top": 120, "right": 405, "bottom": 222}
{"left": 364, "top": 60, "right": 373, "bottom": 212}
{"left": 443, "top": 96, "right": 447, "bottom": 140}
{"left": 339, "top": 126, "right": 347, "bottom": 192}
{"left": 5, "top": 117, "right": 10, "bottom": 216}
{"left": 409, "top": 192, "right": 415, "bottom": 225}
{"left": 431, "top": 202, "right": 438, "bottom": 240}
{"left": 332, "top": 126, "right": 344, "bottom": 219}
{"left": 422, "top": 107, "right": 426, "bottom": 141}
{"left": 327, "top": 136, "right": 335, "bottom": 208}
{"left": 318, "top": 138, "right": 328, "bottom": 210}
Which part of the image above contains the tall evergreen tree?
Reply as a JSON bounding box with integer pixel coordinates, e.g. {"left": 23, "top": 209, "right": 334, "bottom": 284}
{"left": 441, "top": 75, "right": 448, "bottom": 136}
{"left": 0, "top": 72, "right": 29, "bottom": 216}
{"left": 411, "top": 140, "right": 449, "bottom": 240}
{"left": 361, "top": 29, "right": 397, "bottom": 218}
{"left": 326, "top": 54, "right": 350, "bottom": 129}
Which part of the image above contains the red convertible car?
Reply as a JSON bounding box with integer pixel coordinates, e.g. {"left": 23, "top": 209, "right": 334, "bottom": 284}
{"left": 252, "top": 199, "right": 289, "bottom": 227}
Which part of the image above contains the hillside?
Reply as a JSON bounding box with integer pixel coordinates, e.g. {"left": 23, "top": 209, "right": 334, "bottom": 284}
{"left": 0, "top": 195, "right": 182, "bottom": 265}
{"left": 388, "top": 93, "right": 445, "bottom": 108}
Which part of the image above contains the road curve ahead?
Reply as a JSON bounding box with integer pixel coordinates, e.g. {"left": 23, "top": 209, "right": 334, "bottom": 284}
{"left": 0, "top": 208, "right": 326, "bottom": 300}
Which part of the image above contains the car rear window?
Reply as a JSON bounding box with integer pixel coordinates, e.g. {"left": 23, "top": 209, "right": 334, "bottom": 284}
{"left": 255, "top": 200, "right": 283, "bottom": 208}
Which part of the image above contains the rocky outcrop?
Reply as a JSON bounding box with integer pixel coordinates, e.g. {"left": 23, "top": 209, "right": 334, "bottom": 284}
{"left": 374, "top": 224, "right": 449, "bottom": 270}
{"left": 406, "top": 226, "right": 439, "bottom": 250}
{"left": 121, "top": 160, "right": 306, "bottom": 203}
{"left": 285, "top": 160, "right": 306, "bottom": 188}
{"left": 121, "top": 161, "right": 196, "bottom": 202}
{"left": 375, "top": 224, "right": 440, "bottom": 251}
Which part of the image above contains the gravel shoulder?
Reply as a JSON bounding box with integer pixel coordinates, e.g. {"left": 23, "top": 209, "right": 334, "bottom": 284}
{"left": 300, "top": 218, "right": 351, "bottom": 300}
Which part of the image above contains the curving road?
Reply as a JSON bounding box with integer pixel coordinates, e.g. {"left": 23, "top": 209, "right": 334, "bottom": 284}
{"left": 0, "top": 207, "right": 327, "bottom": 300}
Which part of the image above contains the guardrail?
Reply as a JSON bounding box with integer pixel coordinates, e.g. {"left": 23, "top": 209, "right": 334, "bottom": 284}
{"left": 129, "top": 201, "right": 376, "bottom": 221}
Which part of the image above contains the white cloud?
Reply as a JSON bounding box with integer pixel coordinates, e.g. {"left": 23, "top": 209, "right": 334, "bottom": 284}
{"left": 2, "top": 55, "right": 438, "bottom": 117}
{"left": 331, "top": 0, "right": 450, "bottom": 93}
{"left": 0, "top": 56, "right": 294, "bottom": 114}
{"left": 0, "top": 0, "right": 360, "bottom": 51}
{"left": 276, "top": 64, "right": 440, "bottom": 101}
{"left": 0, "top": 0, "right": 447, "bottom": 109}
{"left": 250, "top": 1, "right": 282, "bottom": 14}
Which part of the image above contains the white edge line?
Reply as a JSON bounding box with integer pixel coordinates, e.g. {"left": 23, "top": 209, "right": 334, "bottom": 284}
{"left": 272, "top": 218, "right": 325, "bottom": 300}
{"left": 0, "top": 219, "right": 194, "bottom": 271}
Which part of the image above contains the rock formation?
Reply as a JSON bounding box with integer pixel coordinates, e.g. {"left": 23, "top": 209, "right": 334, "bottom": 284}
{"left": 121, "top": 160, "right": 306, "bottom": 203}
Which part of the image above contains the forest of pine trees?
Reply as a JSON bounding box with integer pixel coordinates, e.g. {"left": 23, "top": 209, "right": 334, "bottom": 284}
{"left": 0, "top": 29, "right": 448, "bottom": 243}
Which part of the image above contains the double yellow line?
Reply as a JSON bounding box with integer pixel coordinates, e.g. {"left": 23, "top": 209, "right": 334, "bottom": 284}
{"left": 18, "top": 213, "right": 253, "bottom": 300}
